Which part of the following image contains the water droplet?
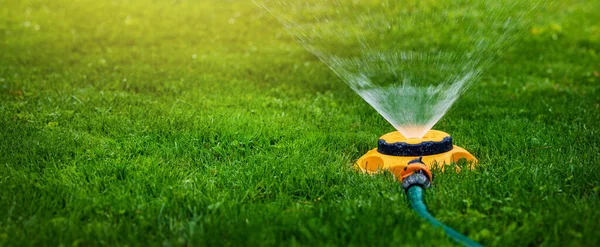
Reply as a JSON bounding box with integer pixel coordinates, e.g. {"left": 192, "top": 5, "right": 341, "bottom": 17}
{"left": 24, "top": 21, "right": 31, "bottom": 27}
{"left": 228, "top": 18, "right": 235, "bottom": 24}
{"left": 192, "top": 54, "right": 197, "bottom": 59}
{"left": 34, "top": 25, "right": 40, "bottom": 31}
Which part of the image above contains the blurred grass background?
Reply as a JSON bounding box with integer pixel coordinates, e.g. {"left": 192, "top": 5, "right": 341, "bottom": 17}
{"left": 0, "top": 0, "right": 599, "bottom": 246}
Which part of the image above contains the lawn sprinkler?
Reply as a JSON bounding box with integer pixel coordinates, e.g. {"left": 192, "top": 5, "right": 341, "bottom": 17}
{"left": 355, "top": 130, "right": 477, "bottom": 179}
{"left": 356, "top": 130, "right": 482, "bottom": 247}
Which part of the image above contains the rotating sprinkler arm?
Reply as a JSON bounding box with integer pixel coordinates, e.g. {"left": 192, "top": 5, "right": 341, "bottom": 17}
{"left": 401, "top": 158, "right": 483, "bottom": 247}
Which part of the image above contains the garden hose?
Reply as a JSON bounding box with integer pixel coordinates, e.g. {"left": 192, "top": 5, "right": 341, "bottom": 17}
{"left": 401, "top": 162, "right": 483, "bottom": 247}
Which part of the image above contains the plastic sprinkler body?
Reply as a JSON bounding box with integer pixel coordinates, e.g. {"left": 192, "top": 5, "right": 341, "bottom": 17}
{"left": 355, "top": 130, "right": 477, "bottom": 181}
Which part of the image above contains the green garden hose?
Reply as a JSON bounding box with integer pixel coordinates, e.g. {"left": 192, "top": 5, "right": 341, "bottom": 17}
{"left": 404, "top": 174, "right": 483, "bottom": 247}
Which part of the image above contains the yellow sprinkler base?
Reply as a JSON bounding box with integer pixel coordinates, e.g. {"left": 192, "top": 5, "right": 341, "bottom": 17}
{"left": 355, "top": 130, "right": 477, "bottom": 181}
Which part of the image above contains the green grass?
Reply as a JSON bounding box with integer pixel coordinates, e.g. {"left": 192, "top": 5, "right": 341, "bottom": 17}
{"left": 1, "top": 0, "right": 599, "bottom": 246}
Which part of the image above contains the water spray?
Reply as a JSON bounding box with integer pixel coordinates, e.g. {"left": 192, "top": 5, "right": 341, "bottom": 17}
{"left": 356, "top": 130, "right": 481, "bottom": 247}
{"left": 253, "top": 1, "right": 546, "bottom": 245}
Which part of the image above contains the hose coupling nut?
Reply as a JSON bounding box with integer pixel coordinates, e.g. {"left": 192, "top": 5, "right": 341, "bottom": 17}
{"left": 401, "top": 172, "right": 431, "bottom": 190}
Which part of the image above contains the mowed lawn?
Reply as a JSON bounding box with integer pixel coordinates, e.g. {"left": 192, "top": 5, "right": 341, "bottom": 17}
{"left": 0, "top": 0, "right": 599, "bottom": 246}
